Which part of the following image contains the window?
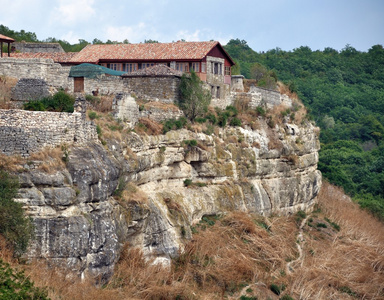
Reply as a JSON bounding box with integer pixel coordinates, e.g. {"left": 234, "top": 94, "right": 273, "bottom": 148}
{"left": 108, "top": 63, "right": 120, "bottom": 71}
{"left": 202, "top": 62, "right": 206, "bottom": 73}
{"left": 123, "top": 63, "right": 137, "bottom": 73}
{"left": 225, "top": 66, "right": 231, "bottom": 76}
{"left": 139, "top": 63, "right": 154, "bottom": 69}
{"left": 176, "top": 62, "right": 187, "bottom": 72}
{"left": 191, "top": 62, "right": 200, "bottom": 72}
{"left": 219, "top": 64, "right": 222, "bottom": 75}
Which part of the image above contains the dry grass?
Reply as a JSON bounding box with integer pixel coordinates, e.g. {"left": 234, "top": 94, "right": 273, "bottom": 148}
{"left": 0, "top": 76, "right": 18, "bottom": 108}
{"left": 2, "top": 182, "right": 384, "bottom": 299}
{"left": 89, "top": 95, "right": 113, "bottom": 113}
{"left": 277, "top": 81, "right": 299, "bottom": 100}
{"left": 289, "top": 181, "right": 384, "bottom": 299}
{"left": 29, "top": 146, "right": 66, "bottom": 173}
{"left": 92, "top": 112, "right": 124, "bottom": 141}
{"left": 134, "top": 117, "right": 163, "bottom": 136}
{"left": 0, "top": 146, "right": 65, "bottom": 173}
{"left": 121, "top": 182, "right": 148, "bottom": 204}
{"left": 143, "top": 101, "right": 180, "bottom": 112}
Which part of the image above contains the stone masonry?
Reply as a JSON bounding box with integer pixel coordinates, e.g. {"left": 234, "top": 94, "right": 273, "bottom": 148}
{"left": 0, "top": 108, "right": 98, "bottom": 157}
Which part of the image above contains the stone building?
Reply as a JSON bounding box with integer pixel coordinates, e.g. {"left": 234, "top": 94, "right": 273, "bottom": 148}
{"left": 68, "top": 41, "right": 235, "bottom": 99}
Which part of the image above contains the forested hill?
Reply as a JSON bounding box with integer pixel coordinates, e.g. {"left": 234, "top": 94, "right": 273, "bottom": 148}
{"left": 224, "top": 39, "right": 384, "bottom": 219}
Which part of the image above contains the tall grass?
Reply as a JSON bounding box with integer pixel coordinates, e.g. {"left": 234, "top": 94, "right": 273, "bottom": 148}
{"left": 1, "top": 182, "right": 383, "bottom": 299}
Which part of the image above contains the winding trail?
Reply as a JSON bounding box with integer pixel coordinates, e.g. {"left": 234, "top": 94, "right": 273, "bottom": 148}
{"left": 286, "top": 215, "right": 309, "bottom": 274}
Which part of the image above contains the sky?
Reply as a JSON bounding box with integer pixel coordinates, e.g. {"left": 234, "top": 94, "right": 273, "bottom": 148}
{"left": 1, "top": 0, "right": 383, "bottom": 52}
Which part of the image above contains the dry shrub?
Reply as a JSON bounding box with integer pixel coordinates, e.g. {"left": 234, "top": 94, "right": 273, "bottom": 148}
{"left": 144, "top": 101, "right": 180, "bottom": 112}
{"left": 243, "top": 79, "right": 257, "bottom": 93}
{"left": 109, "top": 245, "right": 190, "bottom": 300}
{"left": 290, "top": 181, "right": 384, "bottom": 299}
{"left": 93, "top": 112, "right": 123, "bottom": 141}
{"left": 0, "top": 154, "right": 24, "bottom": 172}
{"left": 29, "top": 146, "right": 66, "bottom": 173}
{"left": 170, "top": 212, "right": 297, "bottom": 296}
{"left": 121, "top": 182, "right": 148, "bottom": 204}
{"left": 0, "top": 235, "right": 14, "bottom": 262}
{"left": 234, "top": 96, "right": 251, "bottom": 112}
{"left": 278, "top": 81, "right": 299, "bottom": 100}
{"left": 134, "top": 117, "right": 163, "bottom": 135}
{"left": 93, "top": 95, "right": 113, "bottom": 113}
{"left": 0, "top": 76, "right": 18, "bottom": 108}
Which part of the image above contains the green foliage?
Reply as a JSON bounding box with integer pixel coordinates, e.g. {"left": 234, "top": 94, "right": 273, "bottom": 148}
{"left": 0, "top": 259, "right": 49, "bottom": 299}
{"left": 183, "top": 139, "right": 197, "bottom": 147}
{"left": 88, "top": 111, "right": 98, "bottom": 120}
{"left": 179, "top": 71, "right": 211, "bottom": 121}
{"left": 162, "top": 117, "right": 187, "bottom": 133}
{"left": 224, "top": 40, "right": 384, "bottom": 221}
{"left": 183, "top": 179, "right": 192, "bottom": 187}
{"left": 23, "top": 91, "right": 75, "bottom": 113}
{"left": 230, "top": 117, "right": 242, "bottom": 127}
{"left": 240, "top": 296, "right": 258, "bottom": 300}
{"left": 0, "top": 170, "right": 34, "bottom": 256}
{"left": 270, "top": 283, "right": 281, "bottom": 295}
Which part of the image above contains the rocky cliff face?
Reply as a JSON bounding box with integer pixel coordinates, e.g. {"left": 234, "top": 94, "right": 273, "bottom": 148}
{"left": 15, "top": 115, "right": 321, "bottom": 280}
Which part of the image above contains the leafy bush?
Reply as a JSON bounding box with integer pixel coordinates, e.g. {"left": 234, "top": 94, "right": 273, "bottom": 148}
{"left": 88, "top": 111, "right": 98, "bottom": 120}
{"left": 183, "top": 179, "right": 192, "bottom": 187}
{"left": 0, "top": 170, "right": 34, "bottom": 256}
{"left": 23, "top": 90, "right": 75, "bottom": 113}
{"left": 270, "top": 283, "right": 281, "bottom": 295}
{"left": 230, "top": 117, "right": 242, "bottom": 127}
{"left": 0, "top": 259, "right": 49, "bottom": 299}
{"left": 183, "top": 139, "right": 197, "bottom": 147}
{"left": 162, "top": 117, "right": 188, "bottom": 133}
{"left": 179, "top": 71, "right": 211, "bottom": 121}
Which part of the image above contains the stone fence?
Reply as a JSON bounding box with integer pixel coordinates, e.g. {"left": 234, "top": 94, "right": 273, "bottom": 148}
{"left": 0, "top": 58, "right": 73, "bottom": 92}
{"left": 0, "top": 109, "right": 98, "bottom": 157}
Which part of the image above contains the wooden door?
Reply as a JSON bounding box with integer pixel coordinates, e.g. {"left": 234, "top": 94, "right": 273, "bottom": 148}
{"left": 74, "top": 77, "right": 84, "bottom": 92}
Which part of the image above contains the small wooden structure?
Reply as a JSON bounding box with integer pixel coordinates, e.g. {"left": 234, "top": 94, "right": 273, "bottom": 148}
{"left": 0, "top": 34, "right": 15, "bottom": 57}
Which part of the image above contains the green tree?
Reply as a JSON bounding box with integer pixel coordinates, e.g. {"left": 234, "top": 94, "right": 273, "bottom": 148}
{"left": 0, "top": 170, "right": 34, "bottom": 256}
{"left": 0, "top": 259, "right": 49, "bottom": 299}
{"left": 179, "top": 70, "right": 211, "bottom": 121}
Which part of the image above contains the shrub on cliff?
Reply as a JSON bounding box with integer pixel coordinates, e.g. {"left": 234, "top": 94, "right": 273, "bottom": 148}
{"left": 0, "top": 170, "right": 34, "bottom": 256}
{"left": 0, "top": 259, "right": 49, "bottom": 299}
{"left": 179, "top": 70, "right": 211, "bottom": 121}
{"left": 23, "top": 90, "right": 75, "bottom": 113}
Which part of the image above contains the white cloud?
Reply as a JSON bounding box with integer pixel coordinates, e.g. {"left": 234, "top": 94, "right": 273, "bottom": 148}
{"left": 175, "top": 30, "right": 201, "bottom": 42}
{"left": 104, "top": 23, "right": 156, "bottom": 43}
{"left": 51, "top": 0, "right": 95, "bottom": 26}
{"left": 60, "top": 31, "right": 81, "bottom": 44}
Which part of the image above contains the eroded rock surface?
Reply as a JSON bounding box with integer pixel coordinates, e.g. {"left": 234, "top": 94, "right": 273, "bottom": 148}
{"left": 16, "top": 117, "right": 321, "bottom": 279}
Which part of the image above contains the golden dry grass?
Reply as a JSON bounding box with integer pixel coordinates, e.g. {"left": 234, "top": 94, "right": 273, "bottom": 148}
{"left": 134, "top": 117, "right": 163, "bottom": 136}
{"left": 290, "top": 181, "right": 384, "bottom": 299}
{"left": 2, "top": 182, "right": 384, "bottom": 299}
{"left": 0, "top": 76, "right": 18, "bottom": 108}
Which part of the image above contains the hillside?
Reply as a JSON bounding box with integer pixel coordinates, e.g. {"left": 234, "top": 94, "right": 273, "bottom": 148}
{"left": 224, "top": 39, "right": 384, "bottom": 220}
{"left": 2, "top": 181, "right": 383, "bottom": 299}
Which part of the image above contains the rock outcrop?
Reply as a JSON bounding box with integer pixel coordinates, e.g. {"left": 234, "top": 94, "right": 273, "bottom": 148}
{"left": 14, "top": 113, "right": 321, "bottom": 279}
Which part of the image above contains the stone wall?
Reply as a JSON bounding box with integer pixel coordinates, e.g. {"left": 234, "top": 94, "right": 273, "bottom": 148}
{"left": 124, "top": 76, "right": 181, "bottom": 103}
{"left": 230, "top": 86, "right": 292, "bottom": 109}
{"left": 13, "top": 42, "right": 65, "bottom": 53}
{"left": 0, "top": 109, "right": 98, "bottom": 157}
{"left": 0, "top": 58, "right": 73, "bottom": 93}
{"left": 84, "top": 76, "right": 128, "bottom": 95}
{"left": 12, "top": 78, "right": 51, "bottom": 102}
{"left": 112, "top": 93, "right": 184, "bottom": 127}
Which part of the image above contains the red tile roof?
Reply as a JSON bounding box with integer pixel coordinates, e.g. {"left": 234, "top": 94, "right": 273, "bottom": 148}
{"left": 70, "top": 41, "right": 221, "bottom": 63}
{"left": 10, "top": 52, "right": 77, "bottom": 63}
{"left": 122, "top": 64, "right": 183, "bottom": 77}
{"left": 0, "top": 34, "right": 15, "bottom": 43}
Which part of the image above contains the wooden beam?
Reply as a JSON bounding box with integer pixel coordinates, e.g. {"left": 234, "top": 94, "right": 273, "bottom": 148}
{"left": 7, "top": 42, "right": 10, "bottom": 57}
{"left": 1, "top": 41, "right": 3, "bottom": 57}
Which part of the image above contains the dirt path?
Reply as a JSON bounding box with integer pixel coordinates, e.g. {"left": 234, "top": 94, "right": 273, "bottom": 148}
{"left": 286, "top": 215, "right": 309, "bottom": 274}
